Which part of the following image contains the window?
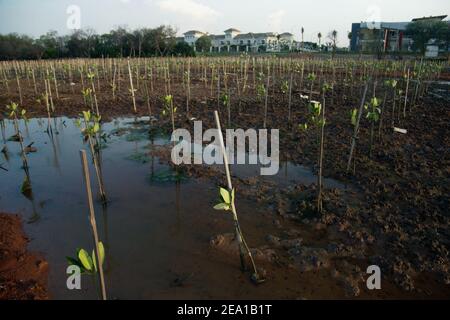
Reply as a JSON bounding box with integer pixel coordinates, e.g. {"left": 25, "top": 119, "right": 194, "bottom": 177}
{"left": 240, "top": 40, "right": 244, "bottom": 45}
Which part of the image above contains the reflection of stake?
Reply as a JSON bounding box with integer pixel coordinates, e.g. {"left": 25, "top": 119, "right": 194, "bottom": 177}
{"left": 80, "top": 150, "right": 107, "bottom": 301}
{"left": 214, "top": 111, "right": 263, "bottom": 284}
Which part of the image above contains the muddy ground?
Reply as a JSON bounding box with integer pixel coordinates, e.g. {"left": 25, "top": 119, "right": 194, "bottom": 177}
{"left": 0, "top": 213, "right": 48, "bottom": 300}
{"left": 0, "top": 70, "right": 449, "bottom": 299}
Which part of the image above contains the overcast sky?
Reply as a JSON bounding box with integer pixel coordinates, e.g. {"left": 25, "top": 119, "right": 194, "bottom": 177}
{"left": 0, "top": 0, "right": 448, "bottom": 45}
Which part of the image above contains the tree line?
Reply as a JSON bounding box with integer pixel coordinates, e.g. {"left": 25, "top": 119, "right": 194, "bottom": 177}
{"left": 0, "top": 26, "right": 196, "bottom": 60}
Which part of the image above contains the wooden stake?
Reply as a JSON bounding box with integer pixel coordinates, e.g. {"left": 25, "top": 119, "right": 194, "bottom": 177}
{"left": 347, "top": 82, "right": 369, "bottom": 172}
{"left": 79, "top": 150, "right": 107, "bottom": 301}
{"left": 214, "top": 111, "right": 260, "bottom": 281}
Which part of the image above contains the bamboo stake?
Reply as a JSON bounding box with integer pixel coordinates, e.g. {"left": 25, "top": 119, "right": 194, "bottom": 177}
{"left": 213, "top": 111, "right": 261, "bottom": 282}
{"left": 347, "top": 82, "right": 369, "bottom": 172}
{"left": 263, "top": 63, "right": 270, "bottom": 129}
{"left": 287, "top": 72, "right": 293, "bottom": 123}
{"left": 127, "top": 59, "right": 137, "bottom": 113}
{"left": 79, "top": 150, "right": 107, "bottom": 301}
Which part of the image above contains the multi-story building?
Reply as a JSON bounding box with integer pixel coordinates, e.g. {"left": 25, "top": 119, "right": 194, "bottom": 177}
{"left": 183, "top": 28, "right": 297, "bottom": 52}
{"left": 183, "top": 30, "right": 206, "bottom": 47}
{"left": 350, "top": 15, "right": 448, "bottom": 54}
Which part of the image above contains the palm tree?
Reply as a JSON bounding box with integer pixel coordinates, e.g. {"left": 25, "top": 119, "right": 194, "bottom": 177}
{"left": 301, "top": 27, "right": 305, "bottom": 48}
{"left": 328, "top": 30, "right": 338, "bottom": 58}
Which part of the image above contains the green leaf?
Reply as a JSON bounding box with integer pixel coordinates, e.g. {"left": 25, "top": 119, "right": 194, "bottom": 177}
{"left": 214, "top": 203, "right": 230, "bottom": 211}
{"left": 219, "top": 187, "right": 231, "bottom": 205}
{"left": 92, "top": 242, "right": 105, "bottom": 272}
{"left": 93, "top": 123, "right": 100, "bottom": 134}
{"left": 82, "top": 111, "right": 91, "bottom": 122}
{"left": 66, "top": 256, "right": 83, "bottom": 270}
{"left": 78, "top": 249, "right": 93, "bottom": 272}
{"left": 350, "top": 109, "right": 358, "bottom": 126}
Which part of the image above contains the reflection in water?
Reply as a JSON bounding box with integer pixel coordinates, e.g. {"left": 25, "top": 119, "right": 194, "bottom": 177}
{"left": 0, "top": 116, "right": 350, "bottom": 299}
{"left": 20, "top": 172, "right": 41, "bottom": 224}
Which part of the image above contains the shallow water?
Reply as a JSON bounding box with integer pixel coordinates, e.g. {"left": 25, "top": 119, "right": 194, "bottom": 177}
{"left": 0, "top": 117, "right": 348, "bottom": 299}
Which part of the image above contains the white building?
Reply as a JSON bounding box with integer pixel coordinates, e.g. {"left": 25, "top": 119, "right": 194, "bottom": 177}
{"left": 182, "top": 28, "right": 297, "bottom": 53}
{"left": 183, "top": 30, "right": 206, "bottom": 47}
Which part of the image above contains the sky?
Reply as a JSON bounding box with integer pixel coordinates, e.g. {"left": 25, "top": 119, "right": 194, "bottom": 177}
{"left": 0, "top": 0, "right": 448, "bottom": 45}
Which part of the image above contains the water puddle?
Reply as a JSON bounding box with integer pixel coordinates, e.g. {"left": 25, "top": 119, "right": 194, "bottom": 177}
{"left": 0, "top": 117, "right": 348, "bottom": 299}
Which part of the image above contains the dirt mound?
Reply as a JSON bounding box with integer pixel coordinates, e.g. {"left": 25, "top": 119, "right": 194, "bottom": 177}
{"left": 0, "top": 213, "right": 48, "bottom": 300}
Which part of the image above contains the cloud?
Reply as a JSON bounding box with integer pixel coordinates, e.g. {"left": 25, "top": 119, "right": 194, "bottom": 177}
{"left": 156, "top": 0, "right": 219, "bottom": 20}
{"left": 268, "top": 9, "right": 286, "bottom": 32}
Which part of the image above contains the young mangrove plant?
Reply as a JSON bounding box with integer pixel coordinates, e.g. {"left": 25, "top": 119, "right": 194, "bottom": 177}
{"left": 67, "top": 242, "right": 105, "bottom": 275}
{"left": 385, "top": 79, "right": 398, "bottom": 128}
{"left": 162, "top": 94, "right": 176, "bottom": 133}
{"left": 213, "top": 111, "right": 264, "bottom": 284}
{"left": 307, "top": 73, "right": 317, "bottom": 102}
{"left": 365, "top": 97, "right": 381, "bottom": 158}
{"left": 75, "top": 111, "right": 107, "bottom": 203}
{"left": 220, "top": 92, "right": 231, "bottom": 128}
{"left": 87, "top": 70, "right": 100, "bottom": 116}
{"left": 6, "top": 103, "right": 29, "bottom": 172}
{"left": 299, "top": 84, "right": 330, "bottom": 213}
{"left": 347, "top": 81, "right": 369, "bottom": 172}
{"left": 78, "top": 149, "right": 107, "bottom": 300}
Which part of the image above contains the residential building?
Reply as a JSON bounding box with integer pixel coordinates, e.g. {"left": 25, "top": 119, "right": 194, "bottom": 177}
{"left": 182, "top": 28, "right": 298, "bottom": 53}
{"left": 183, "top": 30, "right": 206, "bottom": 47}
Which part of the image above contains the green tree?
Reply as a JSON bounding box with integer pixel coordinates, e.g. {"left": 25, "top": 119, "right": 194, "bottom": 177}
{"left": 195, "top": 35, "right": 212, "bottom": 52}
{"left": 173, "top": 41, "right": 195, "bottom": 56}
{"left": 406, "top": 20, "right": 450, "bottom": 55}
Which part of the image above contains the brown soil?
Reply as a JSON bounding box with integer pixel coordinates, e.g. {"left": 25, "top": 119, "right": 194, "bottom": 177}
{"left": 0, "top": 67, "right": 449, "bottom": 299}
{"left": 0, "top": 213, "right": 48, "bottom": 300}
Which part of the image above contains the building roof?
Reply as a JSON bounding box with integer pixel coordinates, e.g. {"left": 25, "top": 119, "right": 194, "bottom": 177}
{"left": 412, "top": 15, "right": 447, "bottom": 22}
{"left": 210, "top": 35, "right": 226, "bottom": 40}
{"left": 360, "top": 21, "right": 409, "bottom": 30}
{"left": 224, "top": 28, "right": 241, "bottom": 33}
{"left": 184, "top": 30, "right": 205, "bottom": 35}
{"left": 280, "top": 32, "right": 294, "bottom": 36}
{"left": 234, "top": 32, "right": 278, "bottom": 40}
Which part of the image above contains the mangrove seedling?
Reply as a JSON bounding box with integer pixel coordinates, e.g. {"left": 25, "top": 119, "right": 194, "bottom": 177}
{"left": 87, "top": 70, "right": 100, "bottom": 116}
{"left": 385, "top": 79, "right": 398, "bottom": 127}
{"left": 220, "top": 93, "right": 231, "bottom": 127}
{"left": 256, "top": 72, "right": 266, "bottom": 103}
{"left": 213, "top": 111, "right": 264, "bottom": 285}
{"left": 347, "top": 82, "right": 369, "bottom": 172}
{"left": 82, "top": 88, "right": 94, "bottom": 111}
{"left": 6, "top": 103, "right": 29, "bottom": 171}
{"left": 67, "top": 242, "right": 105, "bottom": 275}
{"left": 365, "top": 97, "right": 381, "bottom": 157}
{"left": 300, "top": 98, "right": 326, "bottom": 213}
{"left": 162, "top": 94, "right": 176, "bottom": 132}
{"left": 75, "top": 111, "right": 107, "bottom": 203}
{"left": 307, "top": 73, "right": 317, "bottom": 102}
